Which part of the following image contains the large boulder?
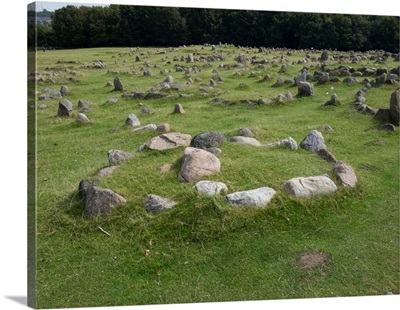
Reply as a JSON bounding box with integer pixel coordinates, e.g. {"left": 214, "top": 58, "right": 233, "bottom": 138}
{"left": 282, "top": 175, "right": 337, "bottom": 198}
{"left": 300, "top": 130, "right": 327, "bottom": 152}
{"left": 193, "top": 180, "right": 228, "bottom": 196}
{"left": 144, "top": 194, "right": 177, "bottom": 215}
{"left": 191, "top": 131, "right": 226, "bottom": 149}
{"left": 146, "top": 133, "right": 192, "bottom": 150}
{"left": 390, "top": 90, "right": 400, "bottom": 125}
{"left": 178, "top": 147, "right": 221, "bottom": 183}
{"left": 225, "top": 187, "right": 276, "bottom": 207}
{"left": 333, "top": 161, "right": 357, "bottom": 187}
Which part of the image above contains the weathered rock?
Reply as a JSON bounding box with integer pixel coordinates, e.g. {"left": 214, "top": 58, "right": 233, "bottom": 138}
{"left": 238, "top": 128, "right": 255, "bottom": 138}
{"left": 132, "top": 124, "right": 157, "bottom": 131}
{"left": 83, "top": 185, "right": 126, "bottom": 218}
{"left": 113, "top": 77, "right": 124, "bottom": 91}
{"left": 191, "top": 131, "right": 226, "bottom": 149}
{"left": 108, "top": 149, "right": 134, "bottom": 166}
{"left": 282, "top": 175, "right": 337, "bottom": 198}
{"left": 229, "top": 136, "right": 262, "bottom": 147}
{"left": 390, "top": 90, "right": 399, "bottom": 125}
{"left": 325, "top": 93, "right": 340, "bottom": 106}
{"left": 320, "top": 50, "right": 329, "bottom": 62}
{"left": 333, "top": 161, "right": 357, "bottom": 187}
{"left": 97, "top": 166, "right": 118, "bottom": 177}
{"left": 178, "top": 147, "right": 221, "bottom": 183}
{"left": 317, "top": 148, "right": 337, "bottom": 163}
{"left": 379, "top": 123, "right": 396, "bottom": 131}
{"left": 173, "top": 103, "right": 185, "bottom": 114}
{"left": 374, "top": 108, "right": 392, "bottom": 123}
{"left": 125, "top": 113, "right": 140, "bottom": 127}
{"left": 164, "top": 75, "right": 174, "bottom": 84}
{"left": 140, "top": 108, "right": 151, "bottom": 114}
{"left": 78, "top": 99, "right": 91, "bottom": 108}
{"left": 266, "top": 137, "right": 298, "bottom": 150}
{"left": 300, "top": 130, "right": 326, "bottom": 152}
{"left": 144, "top": 194, "right": 177, "bottom": 214}
{"left": 146, "top": 133, "right": 192, "bottom": 150}
{"left": 57, "top": 99, "right": 73, "bottom": 116}
{"left": 75, "top": 113, "right": 90, "bottom": 123}
{"left": 297, "top": 81, "right": 314, "bottom": 96}
{"left": 193, "top": 180, "right": 228, "bottom": 196}
{"left": 156, "top": 123, "right": 171, "bottom": 133}
{"left": 225, "top": 187, "right": 276, "bottom": 207}
{"left": 60, "top": 85, "right": 69, "bottom": 96}
{"left": 107, "top": 98, "right": 118, "bottom": 104}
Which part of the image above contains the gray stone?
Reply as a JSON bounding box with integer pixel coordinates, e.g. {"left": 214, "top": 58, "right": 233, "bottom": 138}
{"left": 83, "top": 185, "right": 126, "bottom": 218}
{"left": 140, "top": 108, "right": 152, "bottom": 114}
{"left": 379, "top": 123, "right": 396, "bottom": 131}
{"left": 145, "top": 92, "right": 163, "bottom": 99}
{"left": 390, "top": 90, "right": 399, "bottom": 125}
{"left": 374, "top": 108, "right": 392, "bottom": 123}
{"left": 172, "top": 83, "right": 185, "bottom": 92}
{"left": 333, "top": 161, "right": 357, "bottom": 187}
{"left": 144, "top": 70, "right": 153, "bottom": 76}
{"left": 238, "top": 128, "right": 255, "bottom": 138}
{"left": 164, "top": 76, "right": 174, "bottom": 84}
{"left": 191, "top": 131, "right": 226, "bottom": 149}
{"left": 78, "top": 99, "right": 91, "bottom": 108}
{"left": 300, "top": 130, "right": 326, "bottom": 152}
{"left": 297, "top": 81, "right": 314, "bottom": 96}
{"left": 193, "top": 180, "right": 228, "bottom": 196}
{"left": 107, "top": 149, "right": 134, "bottom": 166}
{"left": 57, "top": 99, "right": 73, "bottom": 116}
{"left": 114, "top": 77, "right": 124, "bottom": 91}
{"left": 75, "top": 113, "right": 90, "bottom": 123}
{"left": 156, "top": 123, "right": 171, "bottom": 133}
{"left": 225, "top": 187, "right": 276, "bottom": 207}
{"left": 125, "top": 114, "right": 140, "bottom": 127}
{"left": 60, "top": 85, "right": 69, "bottom": 96}
{"left": 178, "top": 147, "right": 221, "bottom": 183}
{"left": 146, "top": 133, "right": 192, "bottom": 150}
{"left": 229, "top": 136, "right": 262, "bottom": 147}
{"left": 107, "top": 98, "right": 118, "bottom": 104}
{"left": 144, "top": 194, "right": 177, "bottom": 215}
{"left": 97, "top": 166, "right": 118, "bottom": 177}
{"left": 282, "top": 175, "right": 337, "bottom": 198}
{"left": 320, "top": 50, "right": 329, "bottom": 62}
{"left": 132, "top": 124, "right": 157, "bottom": 131}
{"left": 317, "top": 148, "right": 337, "bottom": 163}
{"left": 173, "top": 103, "right": 185, "bottom": 114}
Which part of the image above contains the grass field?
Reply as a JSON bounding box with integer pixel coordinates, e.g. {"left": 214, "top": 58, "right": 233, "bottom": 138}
{"left": 30, "top": 45, "right": 399, "bottom": 308}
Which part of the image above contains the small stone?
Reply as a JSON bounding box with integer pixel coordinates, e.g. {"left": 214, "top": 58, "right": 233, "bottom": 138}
{"left": 225, "top": 187, "right": 276, "bottom": 207}
{"left": 193, "top": 180, "right": 228, "bottom": 196}
{"left": 173, "top": 103, "right": 185, "bottom": 114}
{"left": 156, "top": 123, "right": 171, "bottom": 133}
{"left": 144, "top": 194, "right": 177, "bottom": 214}
{"left": 75, "top": 113, "right": 90, "bottom": 123}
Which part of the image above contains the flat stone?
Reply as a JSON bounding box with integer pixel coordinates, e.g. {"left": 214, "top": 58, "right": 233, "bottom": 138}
{"left": 282, "top": 175, "right": 337, "bottom": 198}
{"left": 97, "top": 166, "right": 118, "bottom": 177}
{"left": 146, "top": 133, "right": 192, "bottom": 150}
{"left": 225, "top": 187, "right": 276, "bottom": 207}
{"left": 144, "top": 194, "right": 177, "bottom": 215}
{"left": 193, "top": 180, "right": 228, "bottom": 196}
{"left": 132, "top": 124, "right": 157, "bottom": 131}
{"left": 107, "top": 149, "right": 134, "bottom": 166}
{"left": 229, "top": 136, "right": 262, "bottom": 146}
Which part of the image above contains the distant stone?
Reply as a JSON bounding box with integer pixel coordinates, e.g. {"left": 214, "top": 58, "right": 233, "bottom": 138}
{"left": 191, "top": 131, "right": 226, "bottom": 149}
{"left": 144, "top": 194, "right": 177, "bottom": 215}
{"left": 267, "top": 137, "right": 298, "bottom": 150}
{"left": 107, "top": 98, "right": 118, "bottom": 104}
{"left": 325, "top": 93, "right": 340, "bottom": 106}
{"left": 156, "top": 123, "right": 171, "bottom": 133}
{"left": 172, "top": 83, "right": 185, "bottom": 92}
{"left": 107, "top": 149, "right": 134, "bottom": 166}
{"left": 57, "top": 99, "right": 73, "bottom": 116}
{"left": 173, "top": 103, "right": 185, "bottom": 114}
{"left": 145, "top": 92, "right": 163, "bottom": 99}
{"left": 317, "top": 148, "right": 337, "bottom": 163}
{"left": 178, "top": 147, "right": 221, "bottom": 183}
{"left": 297, "top": 81, "right": 314, "bottom": 96}
{"left": 225, "top": 187, "right": 276, "bottom": 207}
{"left": 113, "top": 77, "right": 124, "bottom": 91}
{"left": 146, "top": 133, "right": 192, "bottom": 150}
{"left": 323, "top": 125, "right": 334, "bottom": 131}
{"left": 125, "top": 113, "right": 140, "bottom": 127}
{"left": 60, "top": 85, "right": 69, "bottom": 96}
{"left": 238, "top": 128, "right": 255, "bottom": 138}
{"left": 343, "top": 77, "right": 359, "bottom": 84}
{"left": 282, "top": 175, "right": 337, "bottom": 198}
{"left": 97, "top": 166, "right": 118, "bottom": 177}
{"left": 132, "top": 124, "right": 157, "bottom": 131}
{"left": 193, "top": 180, "right": 228, "bottom": 196}
{"left": 38, "top": 104, "right": 47, "bottom": 109}
{"left": 333, "top": 161, "right": 357, "bottom": 187}
{"left": 75, "top": 113, "right": 90, "bottom": 123}
{"left": 78, "top": 99, "right": 91, "bottom": 108}
{"left": 164, "top": 76, "right": 174, "bottom": 84}
{"left": 140, "top": 108, "right": 152, "bottom": 114}
{"left": 144, "top": 70, "right": 152, "bottom": 76}
{"left": 320, "top": 50, "right": 329, "bottom": 62}
{"left": 300, "top": 130, "right": 326, "bottom": 152}
{"left": 229, "top": 136, "right": 262, "bottom": 147}
{"left": 390, "top": 90, "right": 399, "bottom": 125}
{"left": 83, "top": 185, "right": 126, "bottom": 218}
{"left": 210, "top": 79, "right": 217, "bottom": 87}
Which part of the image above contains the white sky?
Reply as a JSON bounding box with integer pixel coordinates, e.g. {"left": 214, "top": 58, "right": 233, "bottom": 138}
{"left": 33, "top": 1, "right": 109, "bottom": 11}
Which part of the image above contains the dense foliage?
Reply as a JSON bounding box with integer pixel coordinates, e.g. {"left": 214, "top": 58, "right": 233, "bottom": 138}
{"left": 36, "top": 5, "right": 399, "bottom": 52}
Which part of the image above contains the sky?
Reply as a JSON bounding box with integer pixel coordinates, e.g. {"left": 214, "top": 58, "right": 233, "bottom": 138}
{"left": 31, "top": 1, "right": 108, "bottom": 11}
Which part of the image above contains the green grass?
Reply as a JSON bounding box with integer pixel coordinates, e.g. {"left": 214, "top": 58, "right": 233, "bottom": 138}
{"left": 32, "top": 46, "right": 399, "bottom": 308}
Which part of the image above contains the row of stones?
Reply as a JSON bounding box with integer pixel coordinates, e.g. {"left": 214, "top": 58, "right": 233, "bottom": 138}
{"left": 79, "top": 128, "right": 357, "bottom": 218}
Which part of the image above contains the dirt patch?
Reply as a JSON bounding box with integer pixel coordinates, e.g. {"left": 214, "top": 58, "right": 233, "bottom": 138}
{"left": 298, "top": 252, "right": 331, "bottom": 271}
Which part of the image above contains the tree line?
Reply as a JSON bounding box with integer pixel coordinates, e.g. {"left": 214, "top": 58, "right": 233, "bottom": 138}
{"left": 30, "top": 5, "right": 399, "bottom": 52}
